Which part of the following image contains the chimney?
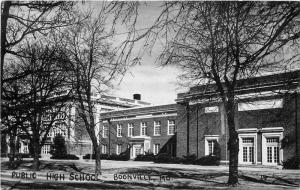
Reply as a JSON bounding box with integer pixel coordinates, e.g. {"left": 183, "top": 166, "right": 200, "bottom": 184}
{"left": 133, "top": 94, "right": 141, "bottom": 100}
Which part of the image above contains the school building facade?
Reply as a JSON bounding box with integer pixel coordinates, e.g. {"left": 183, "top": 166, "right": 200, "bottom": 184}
{"left": 99, "top": 70, "right": 300, "bottom": 167}
{"left": 176, "top": 70, "right": 300, "bottom": 166}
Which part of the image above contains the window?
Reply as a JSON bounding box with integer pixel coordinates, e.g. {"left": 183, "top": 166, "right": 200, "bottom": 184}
{"left": 41, "top": 144, "right": 50, "bottom": 154}
{"left": 23, "top": 143, "right": 28, "bottom": 153}
{"left": 103, "top": 126, "right": 108, "bottom": 138}
{"left": 153, "top": 144, "right": 160, "bottom": 155}
{"left": 102, "top": 145, "right": 107, "bottom": 154}
{"left": 266, "top": 137, "right": 280, "bottom": 164}
{"left": 168, "top": 120, "right": 176, "bottom": 135}
{"left": 128, "top": 123, "right": 133, "bottom": 137}
{"left": 204, "top": 136, "right": 219, "bottom": 156}
{"left": 154, "top": 121, "right": 161, "bottom": 136}
{"left": 117, "top": 124, "right": 122, "bottom": 137}
{"left": 238, "top": 133, "right": 257, "bottom": 165}
{"left": 116, "top": 144, "right": 122, "bottom": 155}
{"left": 141, "top": 122, "right": 147, "bottom": 136}
{"left": 242, "top": 138, "right": 254, "bottom": 163}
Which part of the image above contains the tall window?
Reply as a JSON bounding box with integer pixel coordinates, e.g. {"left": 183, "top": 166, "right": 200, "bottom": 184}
{"left": 117, "top": 124, "right": 122, "bottom": 137}
{"left": 153, "top": 144, "right": 160, "bottom": 155}
{"left": 205, "top": 136, "right": 219, "bottom": 156}
{"left": 102, "top": 144, "right": 107, "bottom": 154}
{"left": 116, "top": 144, "right": 122, "bottom": 155}
{"left": 168, "top": 120, "right": 176, "bottom": 135}
{"left": 242, "top": 137, "right": 254, "bottom": 163}
{"left": 154, "top": 121, "right": 161, "bottom": 136}
{"left": 103, "top": 126, "right": 108, "bottom": 138}
{"left": 141, "top": 122, "right": 147, "bottom": 136}
{"left": 128, "top": 123, "right": 133, "bottom": 137}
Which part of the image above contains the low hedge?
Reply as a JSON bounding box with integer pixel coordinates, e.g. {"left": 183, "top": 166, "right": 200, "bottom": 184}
{"left": 82, "top": 154, "right": 109, "bottom": 160}
{"left": 153, "top": 153, "right": 182, "bottom": 164}
{"left": 134, "top": 153, "right": 155, "bottom": 161}
{"left": 193, "top": 155, "right": 220, "bottom": 166}
{"left": 50, "top": 154, "right": 79, "bottom": 160}
{"left": 153, "top": 153, "right": 220, "bottom": 166}
{"left": 82, "top": 153, "right": 128, "bottom": 161}
{"left": 283, "top": 156, "right": 299, "bottom": 169}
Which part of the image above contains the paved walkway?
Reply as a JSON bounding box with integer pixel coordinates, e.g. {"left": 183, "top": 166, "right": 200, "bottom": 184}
{"left": 1, "top": 159, "right": 300, "bottom": 189}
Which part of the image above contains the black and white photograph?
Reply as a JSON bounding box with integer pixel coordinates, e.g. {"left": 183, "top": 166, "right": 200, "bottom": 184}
{"left": 1, "top": 1, "right": 300, "bottom": 189}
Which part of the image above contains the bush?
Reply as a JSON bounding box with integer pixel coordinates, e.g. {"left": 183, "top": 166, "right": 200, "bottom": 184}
{"left": 181, "top": 154, "right": 197, "bottom": 164}
{"left": 283, "top": 156, "right": 299, "bottom": 169}
{"left": 108, "top": 153, "right": 129, "bottom": 161}
{"left": 154, "top": 153, "right": 181, "bottom": 164}
{"left": 82, "top": 154, "right": 109, "bottom": 160}
{"left": 134, "top": 153, "right": 155, "bottom": 161}
{"left": 51, "top": 154, "right": 79, "bottom": 160}
{"left": 50, "top": 134, "right": 67, "bottom": 157}
{"left": 193, "top": 155, "right": 220, "bottom": 166}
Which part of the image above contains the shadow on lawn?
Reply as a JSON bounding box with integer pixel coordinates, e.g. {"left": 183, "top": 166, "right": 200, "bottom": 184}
{"left": 123, "top": 167, "right": 299, "bottom": 188}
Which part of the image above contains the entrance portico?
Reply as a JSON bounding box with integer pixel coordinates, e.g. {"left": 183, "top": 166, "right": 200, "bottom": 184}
{"left": 129, "top": 136, "right": 151, "bottom": 159}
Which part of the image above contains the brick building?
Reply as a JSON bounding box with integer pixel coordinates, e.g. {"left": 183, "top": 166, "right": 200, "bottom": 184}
{"left": 100, "top": 104, "right": 177, "bottom": 159}
{"left": 176, "top": 70, "right": 300, "bottom": 166}
{"left": 16, "top": 94, "right": 151, "bottom": 157}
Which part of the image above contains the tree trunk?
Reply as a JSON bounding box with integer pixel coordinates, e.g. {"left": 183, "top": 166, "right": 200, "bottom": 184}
{"left": 94, "top": 145, "right": 101, "bottom": 177}
{"left": 226, "top": 98, "right": 239, "bottom": 185}
{"left": 32, "top": 140, "right": 40, "bottom": 170}
{"left": 8, "top": 133, "right": 16, "bottom": 169}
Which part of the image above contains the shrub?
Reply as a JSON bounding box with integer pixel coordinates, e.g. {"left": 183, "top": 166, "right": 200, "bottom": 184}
{"left": 283, "top": 156, "right": 299, "bottom": 169}
{"left": 108, "top": 153, "right": 129, "bottom": 161}
{"left": 134, "top": 153, "right": 155, "bottom": 161}
{"left": 181, "top": 154, "right": 197, "bottom": 164}
{"left": 82, "top": 154, "right": 109, "bottom": 160}
{"left": 154, "top": 153, "right": 173, "bottom": 163}
{"left": 51, "top": 154, "right": 79, "bottom": 160}
{"left": 50, "top": 134, "right": 67, "bottom": 157}
{"left": 193, "top": 155, "right": 220, "bottom": 166}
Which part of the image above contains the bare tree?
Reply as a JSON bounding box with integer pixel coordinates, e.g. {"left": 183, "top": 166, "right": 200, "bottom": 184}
{"left": 1, "top": 1, "right": 76, "bottom": 78}
{"left": 2, "top": 43, "right": 71, "bottom": 170}
{"left": 59, "top": 8, "right": 133, "bottom": 176}
{"left": 108, "top": 1, "right": 300, "bottom": 185}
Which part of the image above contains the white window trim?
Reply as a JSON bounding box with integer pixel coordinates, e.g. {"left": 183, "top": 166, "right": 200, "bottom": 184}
{"left": 116, "top": 144, "right": 121, "bottom": 155}
{"left": 153, "top": 144, "right": 160, "bottom": 155}
{"left": 261, "top": 131, "right": 283, "bottom": 165}
{"left": 117, "top": 124, "right": 122, "bottom": 137}
{"left": 204, "top": 135, "right": 219, "bottom": 156}
{"left": 238, "top": 133, "right": 257, "bottom": 165}
{"left": 140, "top": 122, "right": 147, "bottom": 136}
{"left": 153, "top": 121, "right": 161, "bottom": 136}
{"left": 102, "top": 145, "right": 107, "bottom": 154}
{"left": 102, "top": 126, "right": 108, "bottom": 138}
{"left": 167, "top": 120, "right": 176, "bottom": 135}
{"left": 128, "top": 123, "right": 133, "bottom": 137}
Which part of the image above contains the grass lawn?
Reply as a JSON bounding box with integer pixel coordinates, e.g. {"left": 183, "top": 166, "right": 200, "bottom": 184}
{"left": 1, "top": 158, "right": 300, "bottom": 190}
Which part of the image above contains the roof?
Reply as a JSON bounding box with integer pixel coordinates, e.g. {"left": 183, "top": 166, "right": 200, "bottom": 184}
{"left": 177, "top": 70, "right": 300, "bottom": 103}
{"left": 100, "top": 104, "right": 178, "bottom": 119}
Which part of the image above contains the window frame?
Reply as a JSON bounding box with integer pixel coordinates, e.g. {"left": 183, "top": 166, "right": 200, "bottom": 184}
{"left": 128, "top": 123, "right": 133, "bottom": 137}
{"left": 153, "top": 144, "right": 160, "bottom": 155}
{"left": 153, "top": 121, "right": 161, "bottom": 136}
{"left": 140, "top": 122, "right": 147, "bottom": 136}
{"left": 102, "top": 144, "right": 107, "bottom": 154}
{"left": 116, "top": 144, "right": 122, "bottom": 155}
{"left": 103, "top": 125, "right": 108, "bottom": 138}
{"left": 204, "top": 135, "right": 219, "bottom": 156}
{"left": 167, "top": 120, "right": 176, "bottom": 135}
{"left": 117, "top": 124, "right": 122, "bottom": 137}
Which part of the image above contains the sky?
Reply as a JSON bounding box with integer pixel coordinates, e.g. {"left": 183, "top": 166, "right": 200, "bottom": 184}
{"left": 86, "top": 1, "right": 186, "bottom": 105}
